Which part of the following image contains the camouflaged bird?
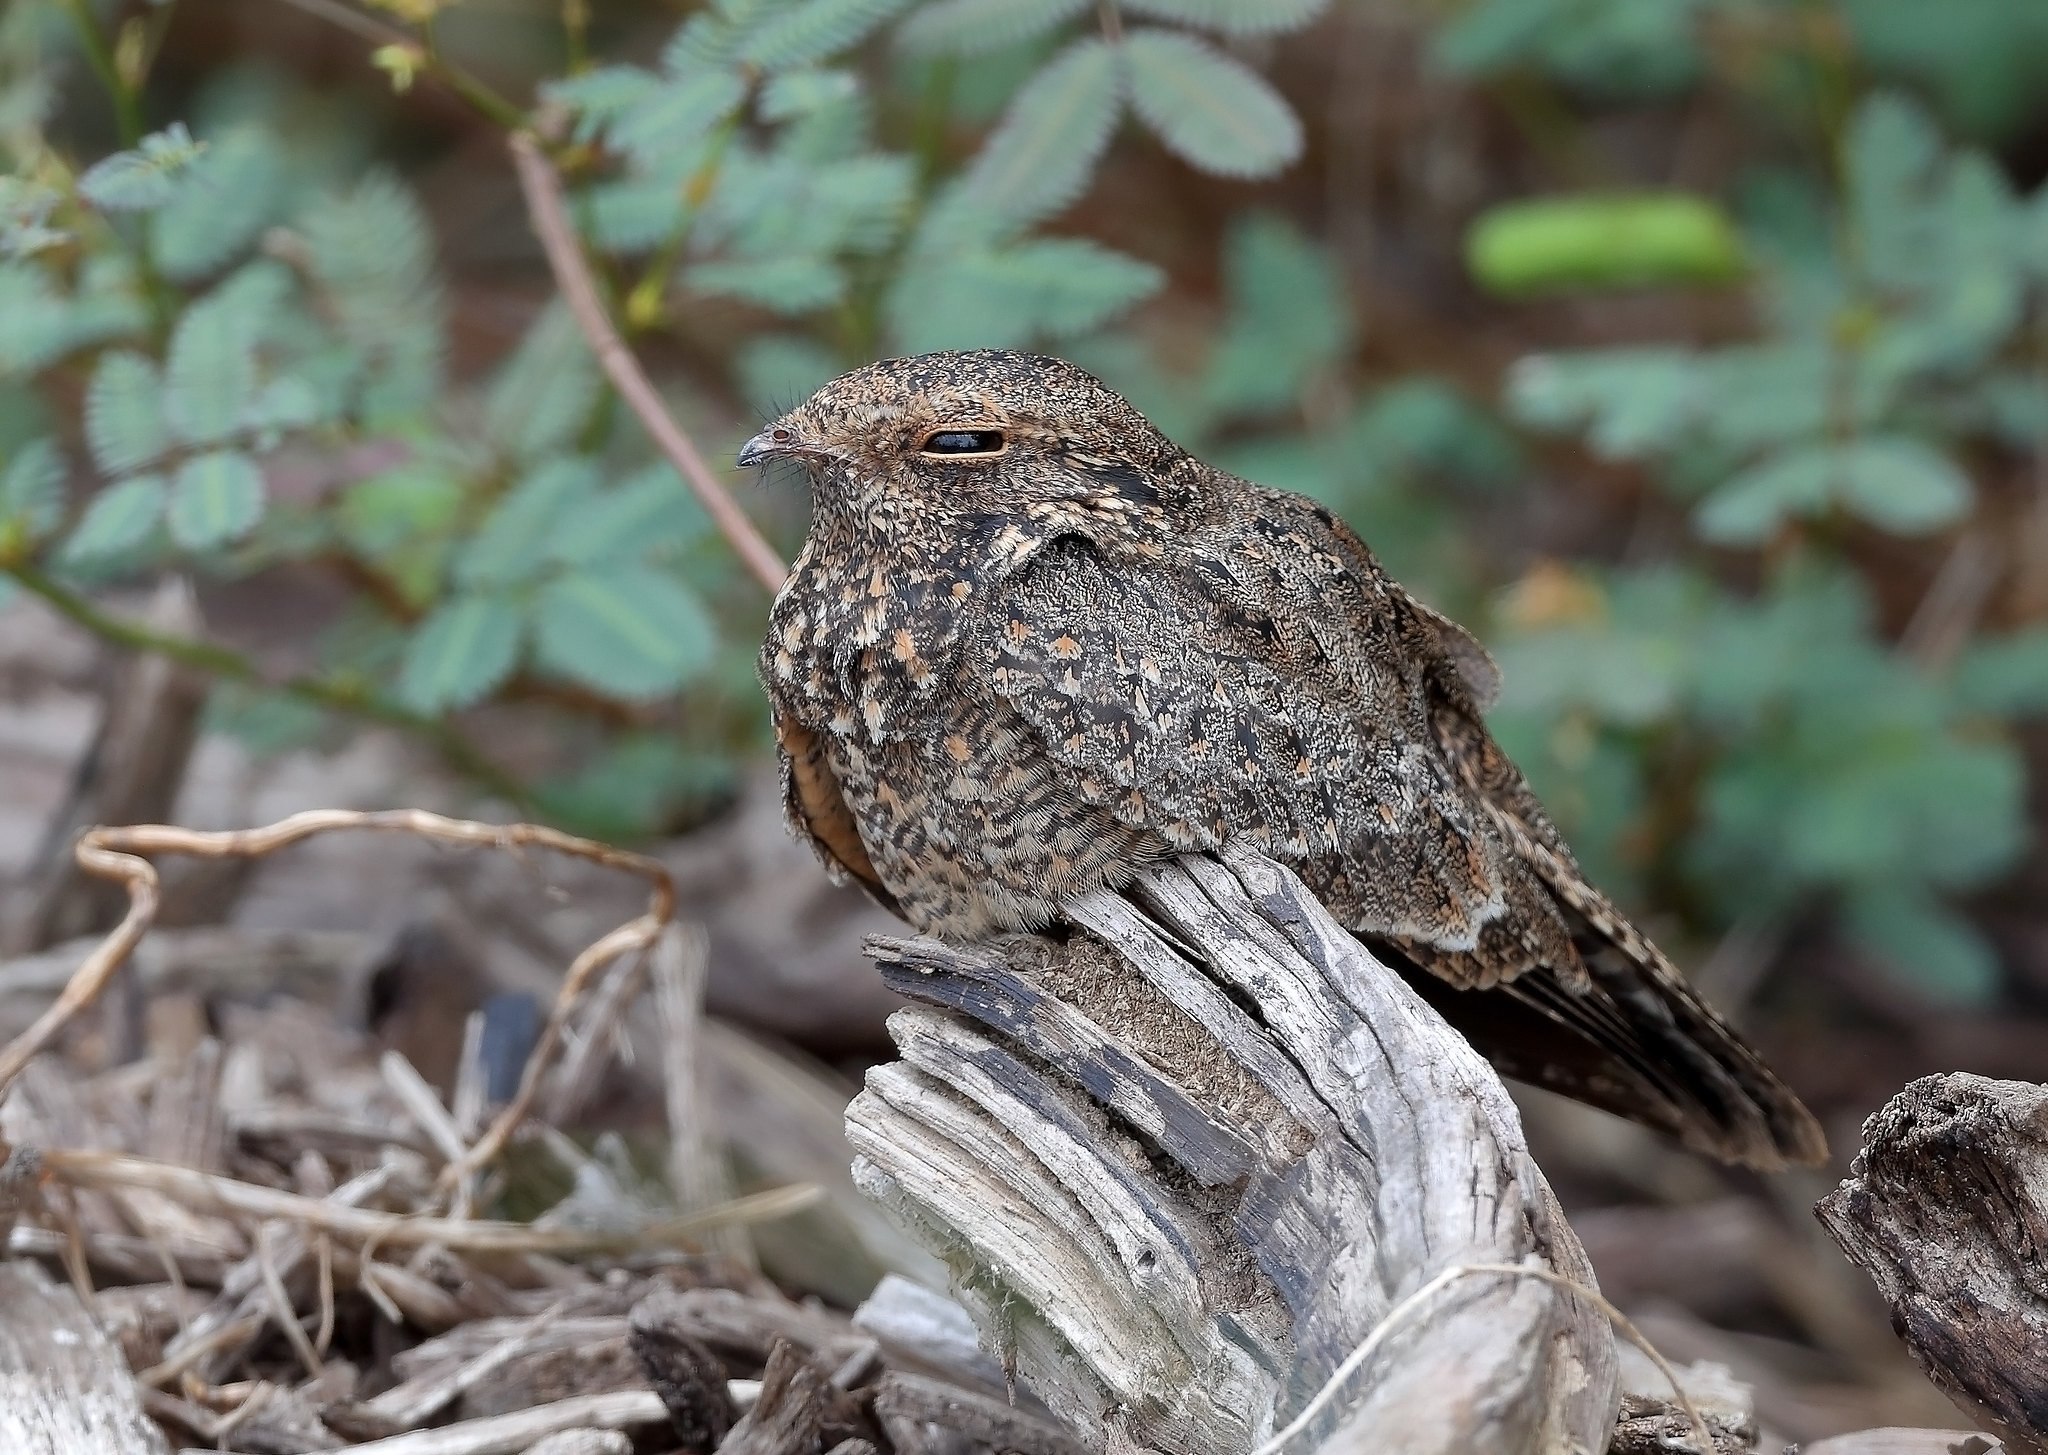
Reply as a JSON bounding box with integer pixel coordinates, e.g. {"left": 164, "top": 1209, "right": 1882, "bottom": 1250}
{"left": 741, "top": 349, "right": 1827, "bottom": 1170}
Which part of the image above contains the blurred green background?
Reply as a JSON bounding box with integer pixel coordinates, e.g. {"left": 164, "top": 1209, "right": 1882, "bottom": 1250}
{"left": 4, "top": 0, "right": 2048, "bottom": 1029}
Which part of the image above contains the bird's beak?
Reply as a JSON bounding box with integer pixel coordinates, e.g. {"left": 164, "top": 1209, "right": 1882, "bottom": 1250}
{"left": 735, "top": 430, "right": 778, "bottom": 469}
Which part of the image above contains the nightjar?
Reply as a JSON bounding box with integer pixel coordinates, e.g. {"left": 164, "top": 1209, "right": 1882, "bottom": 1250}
{"left": 741, "top": 349, "right": 1826, "bottom": 1169}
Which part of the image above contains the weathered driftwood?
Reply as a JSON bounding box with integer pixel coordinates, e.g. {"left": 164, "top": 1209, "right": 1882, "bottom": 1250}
{"left": 846, "top": 845, "right": 1620, "bottom": 1455}
{"left": 0, "top": 1259, "right": 169, "bottom": 1455}
{"left": 1816, "top": 1073, "right": 2048, "bottom": 1455}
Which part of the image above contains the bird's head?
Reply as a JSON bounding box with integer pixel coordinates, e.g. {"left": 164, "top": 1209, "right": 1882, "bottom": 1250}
{"left": 737, "top": 350, "right": 1195, "bottom": 540}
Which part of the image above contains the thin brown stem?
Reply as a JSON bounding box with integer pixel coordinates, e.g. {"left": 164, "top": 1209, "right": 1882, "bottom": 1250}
{"left": 510, "top": 131, "right": 789, "bottom": 596}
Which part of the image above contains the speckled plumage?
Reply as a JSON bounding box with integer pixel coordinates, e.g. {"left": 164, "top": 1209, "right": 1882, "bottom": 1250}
{"left": 745, "top": 350, "right": 1826, "bottom": 1169}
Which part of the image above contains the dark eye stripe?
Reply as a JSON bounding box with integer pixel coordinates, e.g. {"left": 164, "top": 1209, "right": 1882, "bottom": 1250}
{"left": 922, "top": 430, "right": 1005, "bottom": 455}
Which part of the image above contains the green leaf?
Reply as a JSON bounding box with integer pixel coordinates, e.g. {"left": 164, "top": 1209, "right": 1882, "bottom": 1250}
{"left": 485, "top": 301, "right": 601, "bottom": 463}
{"left": 549, "top": 467, "right": 707, "bottom": 565}
{"left": 898, "top": 0, "right": 1090, "bottom": 55}
{"left": 583, "top": 175, "right": 690, "bottom": 254}
{"left": 1122, "top": 0, "right": 1328, "bottom": 34}
{"left": 1698, "top": 435, "right": 1973, "bottom": 543}
{"left": 735, "top": 0, "right": 919, "bottom": 69}
{"left": 1122, "top": 29, "right": 1301, "bottom": 179}
{"left": 1507, "top": 348, "right": 1703, "bottom": 459}
{"left": 0, "top": 260, "right": 142, "bottom": 373}
{"left": 533, "top": 567, "right": 717, "bottom": 698}
{"left": 164, "top": 298, "right": 257, "bottom": 444}
{"left": 151, "top": 128, "right": 287, "bottom": 282}
{"left": 1845, "top": 93, "right": 1945, "bottom": 294}
{"left": 759, "top": 69, "right": 861, "bottom": 120}
{"left": 397, "top": 593, "right": 525, "bottom": 712}
{"left": 0, "top": 437, "right": 63, "bottom": 539}
{"left": 1834, "top": 436, "right": 1973, "bottom": 533}
{"left": 338, "top": 464, "right": 466, "bottom": 606}
{"left": 77, "top": 122, "right": 207, "bottom": 213}
{"left": 888, "top": 239, "right": 1163, "bottom": 352}
{"left": 1844, "top": 889, "right": 2001, "bottom": 1004}
{"left": 1955, "top": 629, "right": 2048, "bottom": 717}
{"left": 1465, "top": 192, "right": 1745, "bottom": 296}
{"left": 684, "top": 255, "right": 848, "bottom": 313}
{"left": 168, "top": 450, "right": 264, "bottom": 549}
{"left": 953, "top": 38, "right": 1122, "bottom": 233}
{"left": 539, "top": 65, "right": 661, "bottom": 144}
{"left": 300, "top": 173, "right": 446, "bottom": 417}
{"left": 457, "top": 457, "right": 597, "bottom": 587}
{"left": 1694, "top": 446, "right": 1832, "bottom": 543}
{"left": 85, "top": 351, "right": 169, "bottom": 475}
{"left": 612, "top": 72, "right": 749, "bottom": 165}
{"left": 1203, "top": 212, "right": 1352, "bottom": 415}
{"left": 62, "top": 475, "right": 167, "bottom": 561}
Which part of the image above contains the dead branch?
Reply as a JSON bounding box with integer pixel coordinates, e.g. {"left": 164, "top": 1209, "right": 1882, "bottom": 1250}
{"left": 1817, "top": 1073, "right": 2048, "bottom": 1455}
{"left": 0, "top": 809, "right": 675, "bottom": 1187}
{"left": 0, "top": 1260, "right": 168, "bottom": 1455}
{"left": 847, "top": 845, "right": 1626, "bottom": 1455}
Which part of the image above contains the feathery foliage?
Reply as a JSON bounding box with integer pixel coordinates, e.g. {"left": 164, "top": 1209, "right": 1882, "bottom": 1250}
{"left": 4, "top": 0, "right": 2045, "bottom": 997}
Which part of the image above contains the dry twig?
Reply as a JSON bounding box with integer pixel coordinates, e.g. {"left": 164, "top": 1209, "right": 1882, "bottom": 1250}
{"left": 0, "top": 809, "right": 675, "bottom": 1189}
{"left": 509, "top": 130, "right": 788, "bottom": 596}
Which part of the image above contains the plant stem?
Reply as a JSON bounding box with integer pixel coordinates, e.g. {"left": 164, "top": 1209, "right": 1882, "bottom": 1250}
{"left": 4, "top": 563, "right": 538, "bottom": 813}
{"left": 421, "top": 15, "right": 529, "bottom": 132}
{"left": 273, "top": 0, "right": 527, "bottom": 132}
{"left": 627, "top": 115, "right": 742, "bottom": 331}
{"left": 510, "top": 132, "right": 788, "bottom": 595}
{"left": 63, "top": 0, "right": 143, "bottom": 145}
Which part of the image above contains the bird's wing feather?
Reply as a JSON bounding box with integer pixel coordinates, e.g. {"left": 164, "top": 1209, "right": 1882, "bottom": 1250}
{"left": 979, "top": 505, "right": 1826, "bottom": 1169}
{"left": 976, "top": 530, "right": 1552, "bottom": 973}
{"left": 773, "top": 713, "right": 905, "bottom": 918}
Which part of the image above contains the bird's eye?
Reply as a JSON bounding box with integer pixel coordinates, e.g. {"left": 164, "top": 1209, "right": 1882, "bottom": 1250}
{"left": 919, "top": 429, "right": 1007, "bottom": 457}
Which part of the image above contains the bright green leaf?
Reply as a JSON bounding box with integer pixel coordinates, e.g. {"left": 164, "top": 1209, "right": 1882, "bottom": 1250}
{"left": 1466, "top": 192, "right": 1745, "bottom": 296}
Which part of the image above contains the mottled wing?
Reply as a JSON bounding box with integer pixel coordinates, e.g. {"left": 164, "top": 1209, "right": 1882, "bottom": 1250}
{"left": 982, "top": 500, "right": 1825, "bottom": 1169}
{"left": 975, "top": 528, "right": 1552, "bottom": 973}
{"left": 772, "top": 711, "right": 905, "bottom": 918}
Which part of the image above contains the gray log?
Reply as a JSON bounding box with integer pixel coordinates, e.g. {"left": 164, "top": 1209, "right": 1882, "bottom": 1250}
{"left": 0, "top": 1260, "right": 169, "bottom": 1455}
{"left": 847, "top": 846, "right": 1620, "bottom": 1455}
{"left": 1816, "top": 1073, "right": 2048, "bottom": 1455}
